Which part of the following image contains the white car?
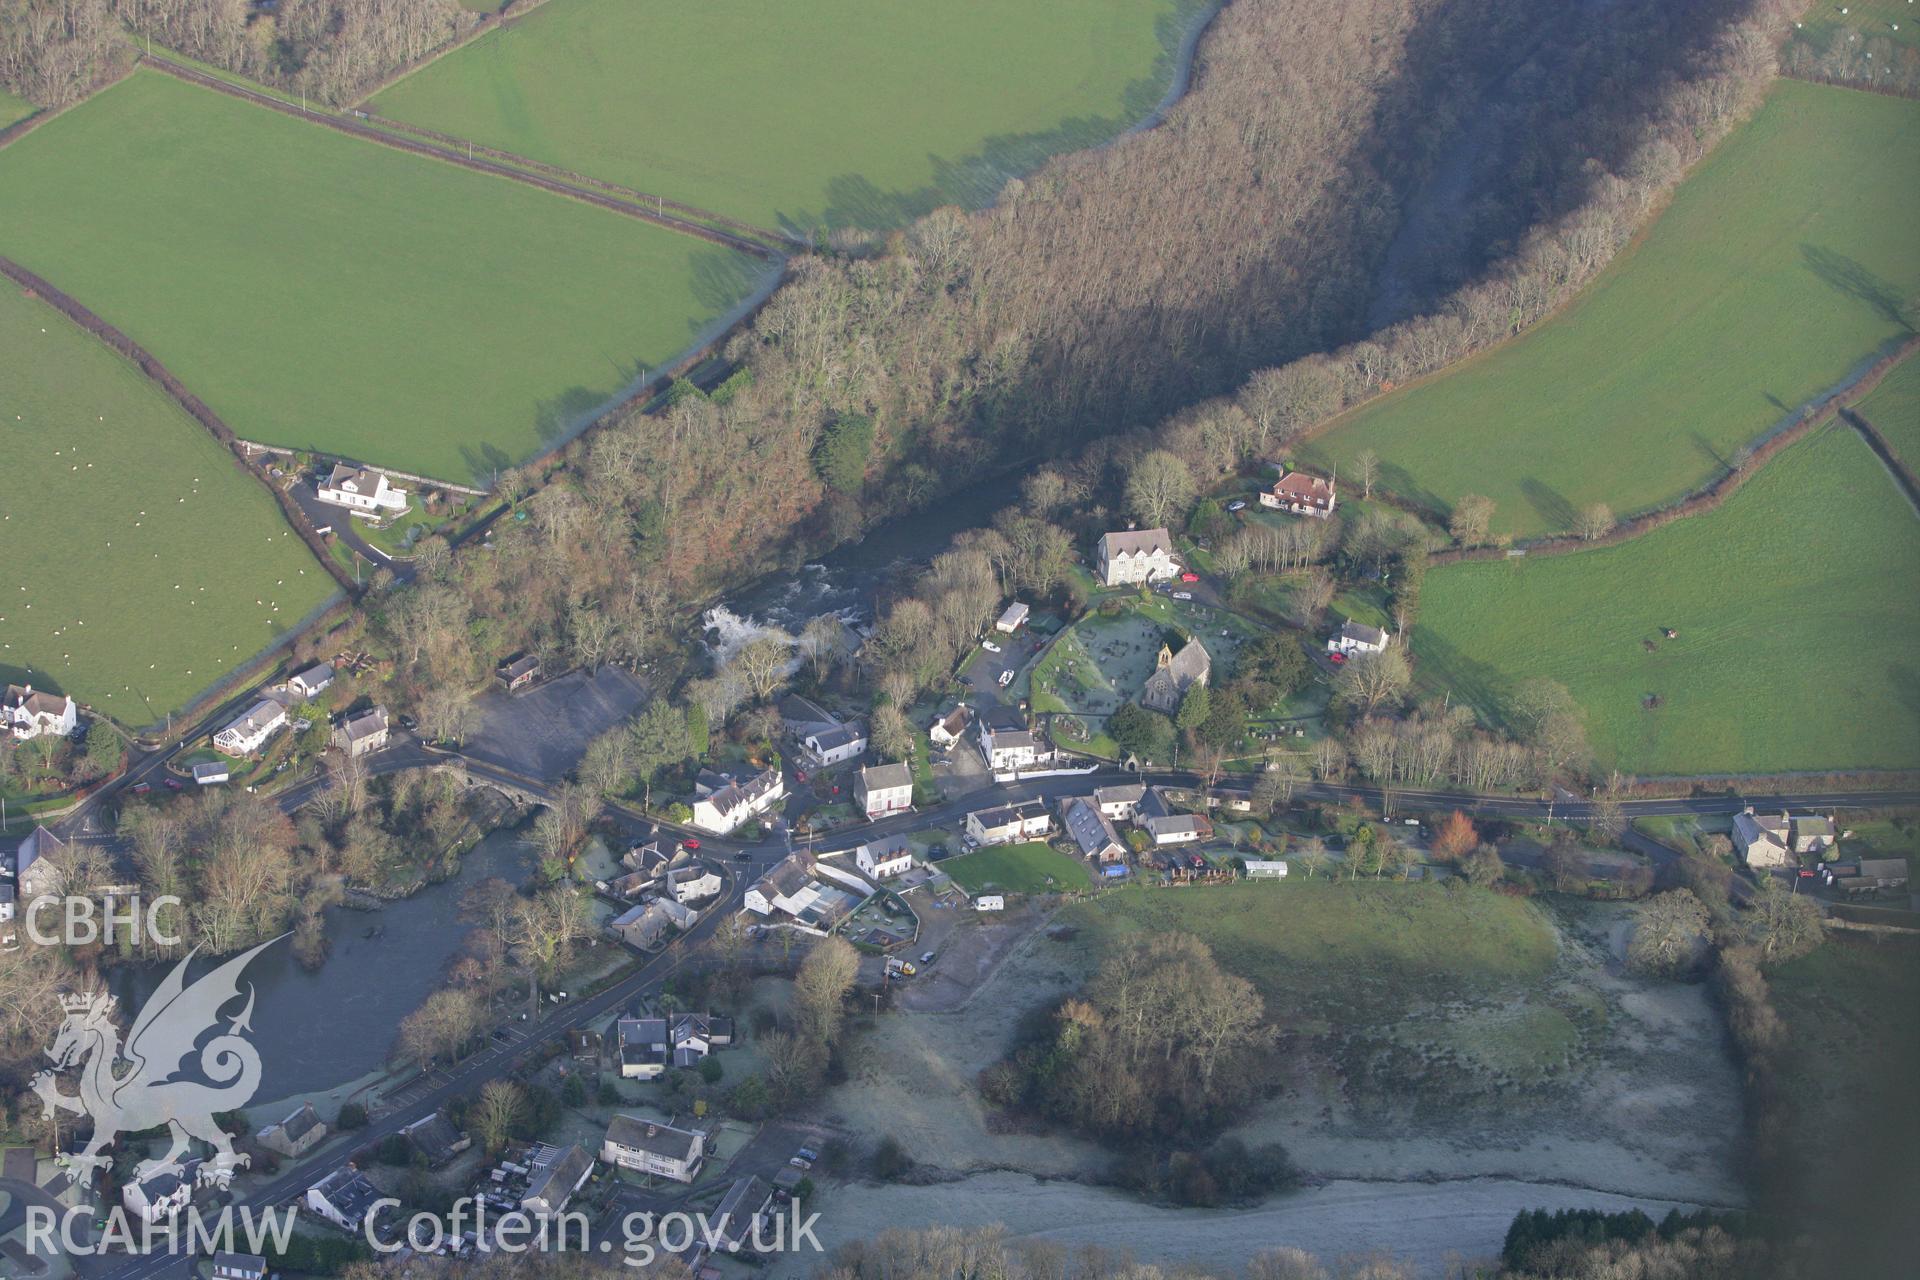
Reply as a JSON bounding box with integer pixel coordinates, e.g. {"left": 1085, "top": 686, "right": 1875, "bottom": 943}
{"left": 1172, "top": 591, "right": 1193, "bottom": 600}
{"left": 981, "top": 640, "right": 1002, "bottom": 653}
{"left": 1226, "top": 499, "right": 1247, "bottom": 511}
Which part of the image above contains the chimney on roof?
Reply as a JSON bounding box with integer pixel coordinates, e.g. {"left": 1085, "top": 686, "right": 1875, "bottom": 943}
{"left": 647, "top": 1124, "right": 658, "bottom": 1137}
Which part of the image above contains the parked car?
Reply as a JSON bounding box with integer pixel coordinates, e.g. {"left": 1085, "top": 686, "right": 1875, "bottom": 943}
{"left": 1180, "top": 571, "right": 1200, "bottom": 583}
{"left": 981, "top": 640, "right": 1002, "bottom": 653}
{"left": 797, "top": 1147, "right": 820, "bottom": 1163}
{"left": 163, "top": 778, "right": 183, "bottom": 791}
{"left": 997, "top": 669, "right": 1015, "bottom": 688}
{"left": 1226, "top": 499, "right": 1247, "bottom": 511}
{"left": 789, "top": 1157, "right": 813, "bottom": 1170}
{"left": 131, "top": 782, "right": 151, "bottom": 794}
{"left": 1328, "top": 652, "right": 1347, "bottom": 666}
{"left": 1171, "top": 591, "right": 1193, "bottom": 600}
{"left": 921, "top": 951, "right": 937, "bottom": 965}
{"left": 794, "top": 768, "right": 808, "bottom": 782}
{"left": 684, "top": 838, "right": 701, "bottom": 850}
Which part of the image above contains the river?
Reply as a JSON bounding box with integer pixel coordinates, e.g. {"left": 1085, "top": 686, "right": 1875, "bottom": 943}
{"left": 110, "top": 824, "right": 534, "bottom": 1107}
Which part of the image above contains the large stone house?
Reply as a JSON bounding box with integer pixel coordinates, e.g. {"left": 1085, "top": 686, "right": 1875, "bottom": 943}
{"left": 1140, "top": 637, "right": 1210, "bottom": 714}
{"left": 802, "top": 721, "right": 868, "bottom": 766}
{"left": 855, "top": 835, "right": 915, "bottom": 880}
{"left": 855, "top": 762, "right": 914, "bottom": 819}
{"left": 316, "top": 464, "right": 407, "bottom": 517}
{"left": 691, "top": 766, "right": 785, "bottom": 835}
{"left": 1260, "top": 466, "right": 1336, "bottom": 517}
{"left": 3, "top": 684, "right": 77, "bottom": 740}
{"left": 601, "top": 1115, "right": 705, "bottom": 1182}
{"left": 1096, "top": 528, "right": 1179, "bottom": 586}
{"left": 610, "top": 898, "right": 697, "bottom": 950}
{"left": 257, "top": 1102, "right": 326, "bottom": 1159}
{"left": 332, "top": 706, "right": 390, "bottom": 757}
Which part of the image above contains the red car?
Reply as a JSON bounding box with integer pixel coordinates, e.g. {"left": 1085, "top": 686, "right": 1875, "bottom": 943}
{"left": 683, "top": 838, "right": 701, "bottom": 850}
{"left": 1180, "top": 572, "right": 1200, "bottom": 583}
{"left": 1328, "top": 652, "right": 1347, "bottom": 666}
{"left": 163, "top": 778, "right": 183, "bottom": 791}
{"left": 131, "top": 782, "right": 152, "bottom": 794}
{"left": 794, "top": 768, "right": 808, "bottom": 783}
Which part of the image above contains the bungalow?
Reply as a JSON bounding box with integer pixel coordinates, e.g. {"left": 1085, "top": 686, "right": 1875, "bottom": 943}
{"left": 316, "top": 463, "right": 407, "bottom": 517}
{"left": 691, "top": 767, "right": 785, "bottom": 835}
{"left": 211, "top": 1253, "right": 268, "bottom": 1280}
{"left": 497, "top": 653, "right": 541, "bottom": 691}
{"left": 995, "top": 602, "right": 1030, "bottom": 634}
{"left": 928, "top": 704, "right": 972, "bottom": 749}
{"left": 1096, "top": 528, "right": 1179, "bottom": 587}
{"left": 257, "top": 1102, "right": 326, "bottom": 1159}
{"left": 855, "top": 762, "right": 914, "bottom": 819}
{"left": 616, "top": 1017, "right": 671, "bottom": 1079}
{"left": 1139, "top": 637, "right": 1209, "bottom": 715}
{"left": 3, "top": 684, "right": 77, "bottom": 740}
{"left": 802, "top": 721, "right": 868, "bottom": 766}
{"left": 600, "top": 1115, "right": 705, "bottom": 1183}
{"left": 1733, "top": 809, "right": 1792, "bottom": 869}
{"left": 521, "top": 1144, "right": 594, "bottom": 1217}
{"left": 1092, "top": 782, "right": 1146, "bottom": 822}
{"left": 966, "top": 801, "right": 1052, "bottom": 848}
{"left": 192, "top": 760, "right": 229, "bottom": 786}
{"left": 288, "top": 662, "right": 335, "bottom": 699}
{"left": 332, "top": 706, "right": 390, "bottom": 757}
{"left": 400, "top": 1111, "right": 471, "bottom": 1168}
{"left": 979, "top": 721, "right": 1044, "bottom": 772}
{"left": 1260, "top": 466, "right": 1336, "bottom": 518}
{"left": 1139, "top": 787, "right": 1211, "bottom": 846}
{"left": 212, "top": 699, "right": 286, "bottom": 757}
{"left": 855, "top": 835, "right": 914, "bottom": 880}
{"left": 610, "top": 898, "right": 697, "bottom": 950}
{"left": 1328, "top": 621, "right": 1390, "bottom": 657}
{"left": 711, "top": 1175, "right": 774, "bottom": 1253}
{"left": 665, "top": 863, "right": 723, "bottom": 904}
{"left": 122, "top": 1159, "right": 200, "bottom": 1224}
{"left": 1061, "top": 797, "right": 1126, "bottom": 865}
{"left": 306, "top": 1166, "right": 383, "bottom": 1232}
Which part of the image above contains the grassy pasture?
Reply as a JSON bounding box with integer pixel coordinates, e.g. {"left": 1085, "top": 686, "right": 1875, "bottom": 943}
{"left": 941, "top": 842, "right": 1091, "bottom": 895}
{"left": 0, "top": 286, "right": 332, "bottom": 724}
{"left": 1790, "top": 0, "right": 1919, "bottom": 56}
{"left": 369, "top": 0, "right": 1200, "bottom": 233}
{"left": 0, "top": 88, "right": 33, "bottom": 130}
{"left": 1413, "top": 426, "right": 1920, "bottom": 775}
{"left": 0, "top": 70, "right": 767, "bottom": 482}
{"left": 1305, "top": 81, "right": 1920, "bottom": 538}
{"left": 1854, "top": 350, "right": 1920, "bottom": 469}
{"left": 1063, "top": 880, "right": 1559, "bottom": 1025}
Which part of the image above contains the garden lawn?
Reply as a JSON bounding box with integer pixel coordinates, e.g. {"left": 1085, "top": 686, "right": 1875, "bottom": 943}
{"left": 0, "top": 70, "right": 767, "bottom": 482}
{"left": 1063, "top": 880, "right": 1558, "bottom": 1024}
{"left": 942, "top": 842, "right": 1091, "bottom": 895}
{"left": 1854, "top": 350, "right": 1920, "bottom": 470}
{"left": 369, "top": 0, "right": 1201, "bottom": 232}
{"left": 1304, "top": 81, "right": 1920, "bottom": 538}
{"left": 1412, "top": 426, "right": 1920, "bottom": 775}
{"left": 0, "top": 286, "right": 332, "bottom": 724}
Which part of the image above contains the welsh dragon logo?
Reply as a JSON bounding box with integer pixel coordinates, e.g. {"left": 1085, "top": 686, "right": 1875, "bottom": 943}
{"left": 32, "top": 938, "right": 278, "bottom": 1195}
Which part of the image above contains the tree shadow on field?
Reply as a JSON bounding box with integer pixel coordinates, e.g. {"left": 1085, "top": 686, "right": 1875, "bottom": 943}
{"left": 1408, "top": 625, "right": 1517, "bottom": 735}
{"left": 1800, "top": 244, "right": 1915, "bottom": 332}
{"left": 1519, "top": 477, "right": 1574, "bottom": 531}
{"left": 1366, "top": 459, "right": 1448, "bottom": 518}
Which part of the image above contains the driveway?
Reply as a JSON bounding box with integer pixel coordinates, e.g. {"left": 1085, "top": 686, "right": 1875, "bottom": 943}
{"left": 461, "top": 667, "right": 649, "bottom": 782}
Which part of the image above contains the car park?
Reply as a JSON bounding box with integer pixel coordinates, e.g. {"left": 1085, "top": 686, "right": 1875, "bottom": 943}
{"left": 981, "top": 640, "right": 1001, "bottom": 653}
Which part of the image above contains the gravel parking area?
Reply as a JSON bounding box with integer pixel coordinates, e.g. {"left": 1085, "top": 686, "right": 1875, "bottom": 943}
{"left": 463, "top": 666, "right": 648, "bottom": 780}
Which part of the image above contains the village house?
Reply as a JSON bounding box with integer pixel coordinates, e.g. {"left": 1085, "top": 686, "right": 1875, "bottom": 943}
{"left": 979, "top": 718, "right": 1045, "bottom": 772}
{"left": 1139, "top": 636, "right": 1210, "bottom": 714}
{"left": 316, "top": 463, "right": 408, "bottom": 517}
{"left": 610, "top": 898, "right": 697, "bottom": 950}
{"left": 288, "top": 662, "right": 334, "bottom": 699}
{"left": 616, "top": 1017, "right": 671, "bottom": 1078}
{"left": 665, "top": 862, "right": 723, "bottom": 904}
{"left": 744, "top": 853, "right": 862, "bottom": 930}
{"left": 1096, "top": 527, "right": 1179, "bottom": 587}
{"left": 192, "top": 760, "right": 229, "bottom": 786}
{"left": 1092, "top": 782, "right": 1146, "bottom": 822}
{"left": 801, "top": 721, "right": 868, "bottom": 766}
{"left": 399, "top": 1110, "right": 471, "bottom": 1168}
{"left": 497, "top": 654, "right": 541, "bottom": 691}
{"left": 1139, "top": 787, "right": 1212, "bottom": 846}
{"left": 855, "top": 834, "right": 915, "bottom": 880}
{"left": 211, "top": 1253, "right": 268, "bottom": 1280}
{"left": 855, "top": 761, "right": 914, "bottom": 819}
{"left": 212, "top": 699, "right": 287, "bottom": 757}
{"left": 3, "top": 684, "right": 77, "bottom": 740}
{"left": 691, "top": 766, "right": 785, "bottom": 835}
{"left": 928, "top": 703, "right": 972, "bottom": 749}
{"left": 122, "top": 1159, "right": 200, "bottom": 1224}
{"left": 257, "top": 1102, "right": 326, "bottom": 1159}
{"left": 332, "top": 705, "right": 390, "bottom": 757}
{"left": 995, "top": 602, "right": 1030, "bottom": 634}
{"left": 1328, "top": 620, "right": 1390, "bottom": 657}
{"left": 306, "top": 1166, "right": 383, "bottom": 1232}
{"left": 966, "top": 801, "right": 1053, "bottom": 847}
{"left": 1061, "top": 797, "right": 1127, "bottom": 867}
{"left": 14, "top": 825, "right": 65, "bottom": 901}
{"left": 601, "top": 1115, "right": 705, "bottom": 1183}
{"left": 1732, "top": 809, "right": 1792, "bottom": 868}
{"left": 1260, "top": 465, "right": 1336, "bottom": 517}
{"left": 712, "top": 1175, "right": 775, "bottom": 1253}
{"left": 521, "top": 1144, "right": 594, "bottom": 1217}
{"left": 1789, "top": 814, "right": 1836, "bottom": 856}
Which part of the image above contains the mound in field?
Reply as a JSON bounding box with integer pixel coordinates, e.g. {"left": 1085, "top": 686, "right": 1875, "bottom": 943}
{"left": 369, "top": 0, "right": 1205, "bottom": 233}
{"left": 1413, "top": 426, "right": 1920, "bottom": 775}
{"left": 0, "top": 286, "right": 333, "bottom": 725}
{"left": 1305, "top": 81, "right": 1920, "bottom": 538}
{"left": 0, "top": 69, "right": 770, "bottom": 483}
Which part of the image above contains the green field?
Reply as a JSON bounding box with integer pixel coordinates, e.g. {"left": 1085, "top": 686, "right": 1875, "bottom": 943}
{"left": 0, "top": 88, "right": 33, "bottom": 130}
{"left": 1063, "top": 880, "right": 1559, "bottom": 1023}
{"left": 1305, "top": 81, "right": 1920, "bottom": 538}
{"left": 1791, "top": 0, "right": 1919, "bottom": 56}
{"left": 942, "top": 841, "right": 1092, "bottom": 895}
{"left": 0, "top": 70, "right": 767, "bottom": 482}
{"left": 0, "top": 286, "right": 332, "bottom": 723}
{"left": 1414, "top": 426, "right": 1920, "bottom": 774}
{"left": 369, "top": 0, "right": 1199, "bottom": 232}
{"left": 1855, "top": 351, "right": 1920, "bottom": 469}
